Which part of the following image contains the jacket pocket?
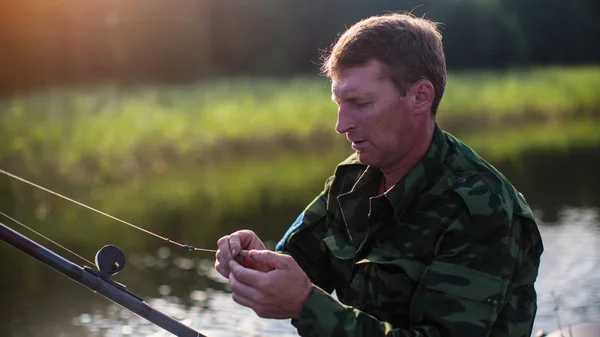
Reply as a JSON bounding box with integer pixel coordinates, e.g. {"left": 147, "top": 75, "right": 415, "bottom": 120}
{"left": 356, "top": 247, "right": 427, "bottom": 282}
{"left": 417, "top": 260, "right": 504, "bottom": 326}
{"left": 350, "top": 248, "right": 425, "bottom": 325}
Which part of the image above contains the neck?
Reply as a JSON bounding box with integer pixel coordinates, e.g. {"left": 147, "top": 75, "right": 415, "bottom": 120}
{"left": 381, "top": 122, "right": 435, "bottom": 189}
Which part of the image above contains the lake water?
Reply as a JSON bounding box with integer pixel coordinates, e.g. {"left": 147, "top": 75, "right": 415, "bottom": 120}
{"left": 0, "top": 145, "right": 599, "bottom": 336}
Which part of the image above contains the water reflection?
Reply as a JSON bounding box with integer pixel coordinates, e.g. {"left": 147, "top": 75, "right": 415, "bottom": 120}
{"left": 0, "top": 145, "right": 599, "bottom": 336}
{"left": 533, "top": 207, "right": 600, "bottom": 333}
{"left": 498, "top": 146, "right": 600, "bottom": 222}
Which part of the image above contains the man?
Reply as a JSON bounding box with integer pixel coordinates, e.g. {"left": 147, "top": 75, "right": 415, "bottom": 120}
{"left": 215, "top": 13, "right": 543, "bottom": 337}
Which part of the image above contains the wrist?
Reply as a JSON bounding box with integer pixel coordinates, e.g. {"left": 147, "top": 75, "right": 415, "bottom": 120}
{"left": 293, "top": 280, "right": 314, "bottom": 319}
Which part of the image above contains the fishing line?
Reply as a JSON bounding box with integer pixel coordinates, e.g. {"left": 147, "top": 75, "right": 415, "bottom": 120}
{"left": 0, "top": 169, "right": 217, "bottom": 253}
{"left": 550, "top": 291, "right": 565, "bottom": 337}
{"left": 0, "top": 210, "right": 95, "bottom": 266}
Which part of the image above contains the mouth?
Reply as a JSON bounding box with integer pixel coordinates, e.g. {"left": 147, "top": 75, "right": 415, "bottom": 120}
{"left": 351, "top": 140, "right": 366, "bottom": 150}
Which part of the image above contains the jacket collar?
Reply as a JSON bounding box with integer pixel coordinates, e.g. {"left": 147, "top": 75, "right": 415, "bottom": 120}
{"left": 336, "top": 122, "right": 450, "bottom": 238}
{"left": 383, "top": 122, "right": 450, "bottom": 220}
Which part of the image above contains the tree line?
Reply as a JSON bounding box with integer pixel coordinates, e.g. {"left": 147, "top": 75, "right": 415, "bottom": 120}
{"left": 0, "top": 0, "right": 598, "bottom": 95}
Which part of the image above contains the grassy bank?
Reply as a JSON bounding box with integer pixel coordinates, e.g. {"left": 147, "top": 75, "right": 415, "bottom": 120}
{"left": 0, "top": 65, "right": 599, "bottom": 182}
{"left": 3, "top": 117, "right": 599, "bottom": 252}
{"left": 458, "top": 118, "right": 600, "bottom": 161}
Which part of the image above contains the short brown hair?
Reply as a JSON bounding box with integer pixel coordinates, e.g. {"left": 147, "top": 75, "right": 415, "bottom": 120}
{"left": 321, "top": 13, "right": 447, "bottom": 115}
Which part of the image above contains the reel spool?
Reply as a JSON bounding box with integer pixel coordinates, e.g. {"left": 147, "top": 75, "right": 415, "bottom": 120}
{"left": 94, "top": 244, "right": 126, "bottom": 277}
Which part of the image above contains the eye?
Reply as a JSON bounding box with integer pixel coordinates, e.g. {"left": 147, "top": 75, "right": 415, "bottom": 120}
{"left": 353, "top": 102, "right": 371, "bottom": 109}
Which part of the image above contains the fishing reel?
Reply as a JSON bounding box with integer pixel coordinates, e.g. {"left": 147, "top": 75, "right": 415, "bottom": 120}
{"left": 84, "top": 244, "right": 137, "bottom": 295}
{"left": 84, "top": 244, "right": 142, "bottom": 299}
{"left": 94, "top": 244, "right": 126, "bottom": 277}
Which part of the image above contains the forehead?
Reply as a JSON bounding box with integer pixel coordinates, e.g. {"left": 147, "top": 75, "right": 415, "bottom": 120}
{"left": 331, "top": 60, "right": 389, "bottom": 98}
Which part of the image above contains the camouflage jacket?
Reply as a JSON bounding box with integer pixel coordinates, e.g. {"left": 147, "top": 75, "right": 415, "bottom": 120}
{"left": 276, "top": 123, "right": 544, "bottom": 337}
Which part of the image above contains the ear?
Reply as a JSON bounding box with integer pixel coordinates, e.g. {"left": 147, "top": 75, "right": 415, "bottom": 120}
{"left": 409, "top": 79, "right": 434, "bottom": 115}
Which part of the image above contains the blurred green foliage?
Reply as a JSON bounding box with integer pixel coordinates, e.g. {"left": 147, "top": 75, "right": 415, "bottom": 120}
{"left": 1, "top": 66, "right": 598, "bottom": 182}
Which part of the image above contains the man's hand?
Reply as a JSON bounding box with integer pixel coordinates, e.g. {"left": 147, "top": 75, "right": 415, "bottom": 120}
{"left": 228, "top": 250, "right": 313, "bottom": 320}
{"left": 215, "top": 230, "right": 266, "bottom": 278}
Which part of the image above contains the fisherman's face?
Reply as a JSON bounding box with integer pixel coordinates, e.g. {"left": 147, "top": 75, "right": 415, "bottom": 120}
{"left": 332, "top": 59, "right": 423, "bottom": 170}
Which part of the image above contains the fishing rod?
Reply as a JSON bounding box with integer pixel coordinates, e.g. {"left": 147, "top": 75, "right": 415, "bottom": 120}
{"left": 0, "top": 221, "right": 206, "bottom": 337}
{"left": 0, "top": 168, "right": 217, "bottom": 336}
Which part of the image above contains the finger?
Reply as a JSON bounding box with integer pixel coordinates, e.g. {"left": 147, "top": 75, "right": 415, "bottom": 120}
{"left": 230, "top": 230, "right": 260, "bottom": 256}
{"left": 237, "top": 250, "right": 276, "bottom": 272}
{"left": 215, "top": 235, "right": 234, "bottom": 277}
{"left": 229, "top": 259, "right": 272, "bottom": 289}
{"left": 217, "top": 235, "right": 233, "bottom": 261}
{"left": 231, "top": 291, "right": 254, "bottom": 309}
{"left": 234, "top": 250, "right": 256, "bottom": 268}
{"left": 214, "top": 260, "right": 231, "bottom": 278}
{"left": 229, "top": 266, "right": 267, "bottom": 305}
{"left": 229, "top": 232, "right": 242, "bottom": 257}
{"left": 245, "top": 250, "right": 291, "bottom": 269}
{"left": 214, "top": 262, "right": 229, "bottom": 278}
{"left": 235, "top": 230, "right": 267, "bottom": 252}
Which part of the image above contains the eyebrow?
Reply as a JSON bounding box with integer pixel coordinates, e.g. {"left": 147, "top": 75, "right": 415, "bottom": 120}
{"left": 331, "top": 92, "right": 373, "bottom": 103}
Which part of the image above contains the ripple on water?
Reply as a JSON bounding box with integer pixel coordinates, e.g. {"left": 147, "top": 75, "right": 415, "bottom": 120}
{"left": 533, "top": 207, "right": 600, "bottom": 334}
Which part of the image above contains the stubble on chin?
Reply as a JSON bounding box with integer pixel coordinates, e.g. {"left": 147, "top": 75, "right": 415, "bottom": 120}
{"left": 355, "top": 151, "right": 375, "bottom": 167}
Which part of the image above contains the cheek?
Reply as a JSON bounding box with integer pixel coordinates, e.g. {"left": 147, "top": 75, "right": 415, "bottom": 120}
{"left": 369, "top": 110, "right": 412, "bottom": 148}
{"left": 369, "top": 109, "right": 402, "bottom": 138}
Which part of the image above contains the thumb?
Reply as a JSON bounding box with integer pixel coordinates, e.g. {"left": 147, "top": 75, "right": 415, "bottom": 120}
{"left": 244, "top": 250, "right": 289, "bottom": 270}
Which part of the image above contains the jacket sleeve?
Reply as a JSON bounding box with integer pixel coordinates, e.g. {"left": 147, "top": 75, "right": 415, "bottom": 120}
{"left": 290, "top": 185, "right": 540, "bottom": 337}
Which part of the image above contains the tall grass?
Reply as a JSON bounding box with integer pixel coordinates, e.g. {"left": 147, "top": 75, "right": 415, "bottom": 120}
{"left": 0, "top": 66, "right": 598, "bottom": 181}
{"left": 460, "top": 118, "right": 600, "bottom": 161}
{"left": 442, "top": 66, "right": 600, "bottom": 118}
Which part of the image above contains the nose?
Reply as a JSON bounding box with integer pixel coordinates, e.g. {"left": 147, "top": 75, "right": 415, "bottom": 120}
{"left": 335, "top": 104, "right": 355, "bottom": 134}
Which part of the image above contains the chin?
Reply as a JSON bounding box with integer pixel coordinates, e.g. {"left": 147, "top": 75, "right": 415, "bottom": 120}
{"left": 356, "top": 152, "right": 377, "bottom": 167}
{"left": 357, "top": 151, "right": 388, "bottom": 168}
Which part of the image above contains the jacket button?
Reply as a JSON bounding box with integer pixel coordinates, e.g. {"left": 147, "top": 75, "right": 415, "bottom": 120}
{"left": 486, "top": 298, "right": 499, "bottom": 305}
